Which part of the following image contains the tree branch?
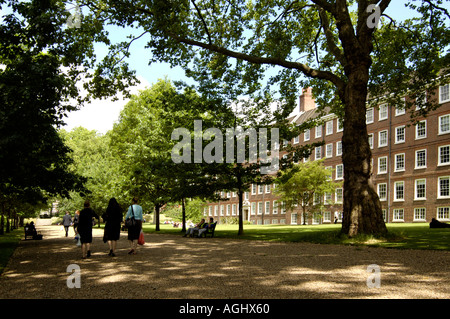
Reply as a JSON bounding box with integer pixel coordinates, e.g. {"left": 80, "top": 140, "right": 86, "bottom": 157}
{"left": 357, "top": 0, "right": 391, "bottom": 39}
{"left": 191, "top": 0, "right": 212, "bottom": 45}
{"left": 167, "top": 31, "right": 346, "bottom": 91}
{"left": 332, "top": 0, "right": 359, "bottom": 57}
{"left": 378, "top": 0, "right": 393, "bottom": 15}
{"left": 318, "top": 6, "right": 346, "bottom": 66}
{"left": 312, "top": 16, "right": 322, "bottom": 66}
{"left": 309, "top": 0, "right": 336, "bottom": 15}
{"left": 131, "top": 3, "right": 346, "bottom": 91}
{"left": 422, "top": 0, "right": 450, "bottom": 20}
{"left": 272, "top": 0, "right": 299, "bottom": 24}
{"left": 117, "top": 31, "right": 149, "bottom": 64}
{"left": 271, "top": 1, "right": 315, "bottom": 25}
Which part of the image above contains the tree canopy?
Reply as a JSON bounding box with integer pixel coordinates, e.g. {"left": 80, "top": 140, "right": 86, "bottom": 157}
{"left": 74, "top": 0, "right": 449, "bottom": 236}
{"left": 274, "top": 159, "right": 342, "bottom": 225}
{"left": 57, "top": 127, "right": 125, "bottom": 216}
{"left": 109, "top": 79, "right": 232, "bottom": 229}
{"left": 0, "top": 0, "right": 137, "bottom": 225}
{"left": 2, "top": 1, "right": 449, "bottom": 236}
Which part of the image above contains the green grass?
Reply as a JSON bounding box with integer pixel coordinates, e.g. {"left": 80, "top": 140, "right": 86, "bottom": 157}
{"left": 142, "top": 222, "right": 450, "bottom": 251}
{"left": 0, "top": 228, "right": 23, "bottom": 275}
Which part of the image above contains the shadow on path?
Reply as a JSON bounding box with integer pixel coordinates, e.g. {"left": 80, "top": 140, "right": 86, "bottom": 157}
{"left": 0, "top": 225, "right": 449, "bottom": 299}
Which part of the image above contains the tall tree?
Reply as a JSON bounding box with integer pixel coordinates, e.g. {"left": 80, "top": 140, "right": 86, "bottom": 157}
{"left": 0, "top": 0, "right": 135, "bottom": 219}
{"left": 274, "top": 160, "right": 342, "bottom": 225}
{"left": 80, "top": 0, "right": 450, "bottom": 236}
{"left": 57, "top": 127, "right": 125, "bottom": 217}
{"left": 110, "top": 79, "right": 227, "bottom": 230}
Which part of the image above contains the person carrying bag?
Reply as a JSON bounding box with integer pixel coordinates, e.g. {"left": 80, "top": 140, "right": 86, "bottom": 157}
{"left": 125, "top": 205, "right": 136, "bottom": 228}
{"left": 138, "top": 230, "right": 145, "bottom": 245}
{"left": 125, "top": 197, "right": 143, "bottom": 255}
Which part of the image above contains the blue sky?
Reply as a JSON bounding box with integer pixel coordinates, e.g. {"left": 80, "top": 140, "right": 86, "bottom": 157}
{"left": 59, "top": 1, "right": 450, "bottom": 133}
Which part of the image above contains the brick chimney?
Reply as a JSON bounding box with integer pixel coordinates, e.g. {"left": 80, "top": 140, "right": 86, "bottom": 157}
{"left": 299, "top": 87, "right": 316, "bottom": 112}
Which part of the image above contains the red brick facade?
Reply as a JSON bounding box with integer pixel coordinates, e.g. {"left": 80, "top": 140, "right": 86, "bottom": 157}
{"left": 205, "top": 84, "right": 450, "bottom": 225}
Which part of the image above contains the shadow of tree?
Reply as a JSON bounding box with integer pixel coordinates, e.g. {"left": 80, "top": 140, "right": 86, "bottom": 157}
{"left": 0, "top": 226, "right": 449, "bottom": 299}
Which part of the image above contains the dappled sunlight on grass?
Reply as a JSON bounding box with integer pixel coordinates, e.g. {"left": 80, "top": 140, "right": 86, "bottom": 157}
{"left": 143, "top": 222, "right": 450, "bottom": 251}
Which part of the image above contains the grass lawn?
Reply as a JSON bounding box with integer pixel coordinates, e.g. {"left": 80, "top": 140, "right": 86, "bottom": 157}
{"left": 142, "top": 222, "right": 450, "bottom": 251}
{"left": 0, "top": 228, "right": 23, "bottom": 275}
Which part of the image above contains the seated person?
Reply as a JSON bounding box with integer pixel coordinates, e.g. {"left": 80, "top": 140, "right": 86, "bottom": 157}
{"left": 25, "top": 222, "right": 36, "bottom": 232}
{"left": 183, "top": 219, "right": 206, "bottom": 237}
{"left": 430, "top": 218, "right": 450, "bottom": 228}
{"left": 24, "top": 222, "right": 38, "bottom": 239}
{"left": 197, "top": 218, "right": 215, "bottom": 237}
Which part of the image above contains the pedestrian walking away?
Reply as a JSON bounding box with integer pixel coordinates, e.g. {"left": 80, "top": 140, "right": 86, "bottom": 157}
{"left": 77, "top": 200, "right": 99, "bottom": 259}
{"left": 102, "top": 197, "right": 123, "bottom": 256}
{"left": 125, "top": 197, "right": 143, "bottom": 255}
{"left": 73, "top": 210, "right": 80, "bottom": 236}
{"left": 62, "top": 211, "right": 73, "bottom": 237}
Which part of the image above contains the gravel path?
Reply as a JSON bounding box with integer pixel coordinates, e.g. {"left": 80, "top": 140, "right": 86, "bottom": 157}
{"left": 0, "top": 225, "right": 449, "bottom": 299}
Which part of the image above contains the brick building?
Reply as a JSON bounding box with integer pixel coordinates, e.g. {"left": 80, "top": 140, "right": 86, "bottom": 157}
{"left": 204, "top": 84, "right": 450, "bottom": 225}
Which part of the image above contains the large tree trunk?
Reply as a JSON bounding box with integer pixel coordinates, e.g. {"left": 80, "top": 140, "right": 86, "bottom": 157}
{"left": 340, "top": 64, "right": 387, "bottom": 237}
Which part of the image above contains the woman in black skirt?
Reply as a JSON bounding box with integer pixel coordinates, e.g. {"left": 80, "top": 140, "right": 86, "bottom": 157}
{"left": 77, "top": 200, "right": 99, "bottom": 259}
{"left": 102, "top": 198, "right": 123, "bottom": 257}
{"left": 125, "top": 197, "right": 143, "bottom": 255}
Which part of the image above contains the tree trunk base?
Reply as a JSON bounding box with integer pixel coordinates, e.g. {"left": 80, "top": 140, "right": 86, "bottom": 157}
{"left": 341, "top": 182, "right": 388, "bottom": 237}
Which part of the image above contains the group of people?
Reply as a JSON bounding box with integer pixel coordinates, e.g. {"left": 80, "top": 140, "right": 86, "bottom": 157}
{"left": 64, "top": 197, "right": 144, "bottom": 259}
{"left": 183, "top": 217, "right": 215, "bottom": 238}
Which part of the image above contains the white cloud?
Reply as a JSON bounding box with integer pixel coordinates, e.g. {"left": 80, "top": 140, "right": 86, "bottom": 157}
{"left": 62, "top": 75, "right": 150, "bottom": 134}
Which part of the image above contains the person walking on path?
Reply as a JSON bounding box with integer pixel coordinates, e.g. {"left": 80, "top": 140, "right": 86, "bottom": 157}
{"left": 62, "top": 211, "right": 73, "bottom": 237}
{"left": 73, "top": 210, "right": 80, "bottom": 236}
{"left": 125, "top": 197, "right": 143, "bottom": 255}
{"left": 77, "top": 200, "right": 99, "bottom": 259}
{"left": 102, "top": 198, "right": 123, "bottom": 257}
